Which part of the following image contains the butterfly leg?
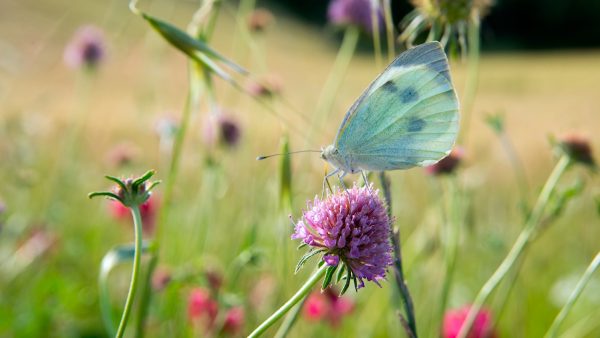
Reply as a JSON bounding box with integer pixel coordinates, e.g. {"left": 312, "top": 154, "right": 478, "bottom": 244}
{"left": 361, "top": 170, "right": 370, "bottom": 186}
{"left": 337, "top": 171, "right": 348, "bottom": 191}
{"left": 322, "top": 168, "right": 339, "bottom": 197}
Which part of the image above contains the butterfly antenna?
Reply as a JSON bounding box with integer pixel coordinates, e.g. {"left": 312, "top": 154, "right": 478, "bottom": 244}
{"left": 256, "top": 150, "right": 321, "bottom": 161}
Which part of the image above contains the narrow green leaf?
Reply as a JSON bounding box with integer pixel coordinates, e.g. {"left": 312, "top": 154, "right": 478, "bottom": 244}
{"left": 295, "top": 249, "right": 325, "bottom": 274}
{"left": 335, "top": 263, "right": 346, "bottom": 283}
{"left": 279, "top": 134, "right": 292, "bottom": 211}
{"left": 105, "top": 175, "right": 127, "bottom": 191}
{"left": 132, "top": 170, "right": 156, "bottom": 190}
{"left": 141, "top": 13, "right": 246, "bottom": 74}
{"left": 341, "top": 268, "right": 352, "bottom": 295}
{"left": 88, "top": 191, "right": 122, "bottom": 202}
{"left": 321, "top": 265, "right": 338, "bottom": 290}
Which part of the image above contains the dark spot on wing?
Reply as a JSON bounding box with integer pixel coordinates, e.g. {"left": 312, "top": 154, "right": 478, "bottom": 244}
{"left": 401, "top": 86, "right": 418, "bottom": 103}
{"left": 407, "top": 117, "right": 425, "bottom": 132}
{"left": 382, "top": 81, "right": 398, "bottom": 93}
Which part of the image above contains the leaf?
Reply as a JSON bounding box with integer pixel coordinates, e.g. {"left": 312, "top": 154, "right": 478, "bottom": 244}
{"left": 335, "top": 263, "right": 346, "bottom": 283}
{"left": 140, "top": 13, "right": 246, "bottom": 75}
{"left": 294, "top": 249, "right": 325, "bottom": 274}
{"left": 485, "top": 112, "right": 504, "bottom": 134}
{"left": 321, "top": 265, "right": 338, "bottom": 290}
{"left": 340, "top": 269, "right": 352, "bottom": 295}
{"left": 279, "top": 134, "right": 292, "bottom": 211}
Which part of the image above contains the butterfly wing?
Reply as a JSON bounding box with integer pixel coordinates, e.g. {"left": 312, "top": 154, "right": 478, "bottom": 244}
{"left": 334, "top": 42, "right": 459, "bottom": 171}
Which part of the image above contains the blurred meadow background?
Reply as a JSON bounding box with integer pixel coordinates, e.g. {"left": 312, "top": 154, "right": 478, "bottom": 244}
{"left": 1, "top": 0, "right": 600, "bottom": 337}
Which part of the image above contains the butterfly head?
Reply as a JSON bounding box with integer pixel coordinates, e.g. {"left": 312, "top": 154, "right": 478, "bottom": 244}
{"left": 321, "top": 144, "right": 348, "bottom": 172}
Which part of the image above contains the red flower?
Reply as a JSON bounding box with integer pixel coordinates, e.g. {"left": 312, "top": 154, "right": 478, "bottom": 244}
{"left": 443, "top": 306, "right": 497, "bottom": 338}
{"left": 109, "top": 195, "right": 158, "bottom": 235}
{"left": 188, "top": 288, "right": 219, "bottom": 328}
{"left": 222, "top": 306, "right": 245, "bottom": 335}
{"left": 303, "top": 288, "right": 354, "bottom": 327}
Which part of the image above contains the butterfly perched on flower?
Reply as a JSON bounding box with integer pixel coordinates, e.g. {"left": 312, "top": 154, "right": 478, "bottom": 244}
{"left": 321, "top": 41, "right": 460, "bottom": 179}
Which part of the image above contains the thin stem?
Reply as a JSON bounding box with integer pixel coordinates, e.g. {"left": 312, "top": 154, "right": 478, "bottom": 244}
{"left": 248, "top": 264, "right": 328, "bottom": 338}
{"left": 116, "top": 206, "right": 144, "bottom": 338}
{"left": 383, "top": 0, "right": 395, "bottom": 61}
{"left": 371, "top": 2, "right": 382, "bottom": 69}
{"left": 544, "top": 252, "right": 600, "bottom": 338}
{"left": 438, "top": 178, "right": 461, "bottom": 324}
{"left": 378, "top": 172, "right": 418, "bottom": 337}
{"left": 458, "top": 17, "right": 480, "bottom": 145}
{"left": 308, "top": 25, "right": 359, "bottom": 145}
{"left": 134, "top": 63, "right": 204, "bottom": 338}
{"left": 457, "top": 155, "right": 571, "bottom": 338}
{"left": 273, "top": 295, "right": 309, "bottom": 338}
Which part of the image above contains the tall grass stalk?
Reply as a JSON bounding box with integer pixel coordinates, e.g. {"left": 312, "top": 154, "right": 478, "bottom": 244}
{"left": 438, "top": 177, "right": 462, "bottom": 325}
{"left": 248, "top": 264, "right": 329, "bottom": 338}
{"left": 457, "top": 155, "right": 571, "bottom": 338}
{"left": 135, "top": 65, "right": 204, "bottom": 338}
{"left": 544, "top": 252, "right": 600, "bottom": 338}
{"left": 310, "top": 26, "right": 359, "bottom": 141}
{"left": 457, "top": 17, "right": 481, "bottom": 145}
{"left": 382, "top": 0, "right": 395, "bottom": 62}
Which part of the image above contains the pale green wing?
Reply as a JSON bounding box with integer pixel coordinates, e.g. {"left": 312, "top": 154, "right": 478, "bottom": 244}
{"left": 335, "top": 42, "right": 459, "bottom": 171}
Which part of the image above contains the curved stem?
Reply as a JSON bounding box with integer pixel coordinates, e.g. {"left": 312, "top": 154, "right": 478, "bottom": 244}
{"left": 116, "top": 206, "right": 143, "bottom": 338}
{"left": 457, "top": 156, "right": 571, "bottom": 338}
{"left": 544, "top": 252, "right": 600, "bottom": 338}
{"left": 248, "top": 264, "right": 328, "bottom": 338}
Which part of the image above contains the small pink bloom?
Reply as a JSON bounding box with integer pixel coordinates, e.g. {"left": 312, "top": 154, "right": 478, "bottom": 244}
{"left": 425, "top": 147, "right": 464, "bottom": 176}
{"left": 443, "top": 306, "right": 497, "bottom": 338}
{"left": 222, "top": 306, "right": 245, "bottom": 335}
{"left": 304, "top": 292, "right": 328, "bottom": 321}
{"left": 64, "top": 25, "right": 106, "bottom": 69}
{"left": 303, "top": 288, "right": 354, "bottom": 327}
{"left": 109, "top": 195, "right": 158, "bottom": 235}
{"left": 151, "top": 267, "right": 171, "bottom": 291}
{"left": 188, "top": 288, "right": 219, "bottom": 328}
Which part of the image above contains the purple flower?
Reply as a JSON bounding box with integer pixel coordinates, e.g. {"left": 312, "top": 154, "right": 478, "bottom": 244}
{"left": 425, "top": 147, "right": 464, "bottom": 176}
{"left": 328, "top": 0, "right": 383, "bottom": 32}
{"left": 292, "top": 184, "right": 393, "bottom": 288}
{"left": 64, "top": 25, "right": 106, "bottom": 69}
{"left": 203, "top": 113, "right": 242, "bottom": 149}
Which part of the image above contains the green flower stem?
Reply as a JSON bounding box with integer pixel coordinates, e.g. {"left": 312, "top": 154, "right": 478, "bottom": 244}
{"left": 309, "top": 25, "right": 359, "bottom": 144}
{"left": 134, "top": 63, "right": 204, "bottom": 338}
{"left": 273, "top": 295, "right": 308, "bottom": 338}
{"left": 371, "top": 3, "right": 382, "bottom": 68}
{"left": 458, "top": 17, "right": 481, "bottom": 145}
{"left": 116, "top": 206, "right": 144, "bottom": 338}
{"left": 438, "top": 178, "right": 461, "bottom": 324}
{"left": 378, "top": 172, "right": 417, "bottom": 337}
{"left": 248, "top": 264, "right": 328, "bottom": 338}
{"left": 544, "top": 252, "right": 600, "bottom": 338}
{"left": 383, "top": 0, "right": 395, "bottom": 61}
{"left": 457, "top": 155, "right": 571, "bottom": 338}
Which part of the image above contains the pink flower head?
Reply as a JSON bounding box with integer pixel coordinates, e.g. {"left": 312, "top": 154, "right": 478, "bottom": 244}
{"left": 303, "top": 287, "right": 354, "bottom": 327}
{"left": 109, "top": 195, "right": 158, "bottom": 235}
{"left": 188, "top": 288, "right": 219, "bottom": 328}
{"left": 222, "top": 306, "right": 245, "bottom": 335}
{"left": 203, "top": 113, "right": 242, "bottom": 149}
{"left": 328, "top": 0, "right": 383, "bottom": 32}
{"left": 558, "top": 133, "right": 595, "bottom": 166}
{"left": 292, "top": 184, "right": 393, "bottom": 288}
{"left": 64, "top": 25, "right": 106, "bottom": 69}
{"left": 443, "top": 306, "right": 497, "bottom": 338}
{"left": 425, "top": 147, "right": 464, "bottom": 176}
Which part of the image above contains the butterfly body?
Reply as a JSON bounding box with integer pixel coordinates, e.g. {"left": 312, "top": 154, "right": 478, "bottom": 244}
{"left": 322, "top": 42, "right": 460, "bottom": 177}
